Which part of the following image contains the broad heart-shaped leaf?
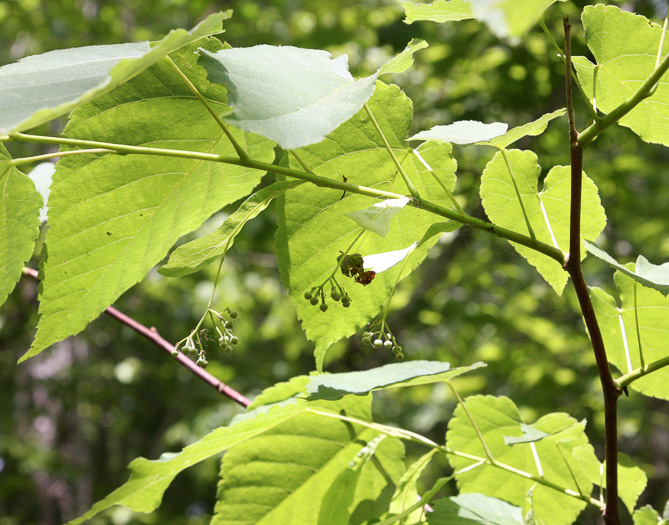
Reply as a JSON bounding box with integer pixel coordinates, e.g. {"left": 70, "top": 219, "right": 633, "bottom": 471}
{"left": 634, "top": 506, "right": 665, "bottom": 525}
{"left": 573, "top": 5, "right": 669, "bottom": 147}
{"left": 211, "top": 395, "right": 406, "bottom": 525}
{"left": 590, "top": 269, "right": 669, "bottom": 400}
{"left": 428, "top": 494, "right": 524, "bottom": 524}
{"left": 378, "top": 38, "right": 428, "bottom": 77}
{"left": 409, "top": 121, "right": 508, "bottom": 145}
{"left": 0, "top": 145, "right": 43, "bottom": 307}
{"left": 306, "top": 360, "right": 485, "bottom": 401}
{"left": 0, "top": 12, "right": 229, "bottom": 134}
{"left": 446, "top": 396, "right": 595, "bottom": 525}
{"left": 401, "top": 0, "right": 566, "bottom": 42}
{"left": 480, "top": 150, "right": 606, "bottom": 294}
{"left": 585, "top": 240, "right": 669, "bottom": 296}
{"left": 160, "top": 180, "right": 303, "bottom": 277}
{"left": 276, "top": 82, "right": 460, "bottom": 370}
{"left": 67, "top": 398, "right": 308, "bottom": 524}
{"left": 199, "top": 45, "right": 378, "bottom": 150}
{"left": 24, "top": 40, "right": 276, "bottom": 361}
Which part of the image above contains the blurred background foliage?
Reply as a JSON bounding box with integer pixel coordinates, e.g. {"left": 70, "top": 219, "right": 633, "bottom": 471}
{"left": 1, "top": 0, "right": 669, "bottom": 523}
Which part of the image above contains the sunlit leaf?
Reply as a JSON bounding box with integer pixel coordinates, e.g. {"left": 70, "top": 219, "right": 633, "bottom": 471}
{"left": 633, "top": 506, "right": 664, "bottom": 525}
{"left": 409, "top": 121, "right": 508, "bottom": 145}
{"left": 428, "top": 494, "right": 524, "bottom": 524}
{"left": 378, "top": 38, "right": 429, "bottom": 76}
{"left": 486, "top": 109, "right": 566, "bottom": 149}
{"left": 0, "top": 12, "right": 230, "bottom": 133}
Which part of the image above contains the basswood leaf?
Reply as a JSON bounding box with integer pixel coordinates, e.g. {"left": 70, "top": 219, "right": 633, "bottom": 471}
{"left": 199, "top": 45, "right": 378, "bottom": 150}
{"left": 633, "top": 506, "right": 664, "bottom": 525}
{"left": 247, "top": 375, "right": 312, "bottom": 410}
{"left": 306, "top": 360, "right": 485, "bottom": 400}
{"left": 346, "top": 197, "right": 411, "bottom": 238}
{"left": 428, "top": 494, "right": 524, "bottom": 524}
{"left": 590, "top": 270, "right": 669, "bottom": 400}
{"left": 0, "top": 145, "right": 43, "bottom": 307}
{"left": 573, "top": 5, "right": 669, "bottom": 146}
{"left": 276, "top": 82, "right": 460, "bottom": 370}
{"left": 0, "top": 12, "right": 230, "bottom": 133}
{"left": 378, "top": 38, "right": 429, "bottom": 76}
{"left": 67, "top": 399, "right": 308, "bottom": 524}
{"left": 585, "top": 240, "right": 669, "bottom": 296}
{"left": 160, "top": 180, "right": 303, "bottom": 277}
{"left": 446, "top": 396, "right": 596, "bottom": 525}
{"left": 24, "top": 40, "right": 275, "bottom": 361}
{"left": 486, "top": 109, "right": 566, "bottom": 149}
{"left": 401, "top": 0, "right": 566, "bottom": 42}
{"left": 409, "top": 121, "right": 508, "bottom": 145}
{"left": 388, "top": 449, "right": 438, "bottom": 521}
{"left": 480, "top": 150, "right": 606, "bottom": 294}
{"left": 211, "top": 395, "right": 406, "bottom": 525}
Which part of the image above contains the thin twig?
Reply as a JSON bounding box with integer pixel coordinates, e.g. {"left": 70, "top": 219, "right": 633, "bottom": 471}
{"left": 21, "top": 267, "right": 251, "bottom": 408}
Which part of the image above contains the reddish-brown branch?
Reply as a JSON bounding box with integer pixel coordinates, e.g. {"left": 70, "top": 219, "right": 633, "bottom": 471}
{"left": 22, "top": 267, "right": 251, "bottom": 408}
{"left": 563, "top": 17, "right": 621, "bottom": 525}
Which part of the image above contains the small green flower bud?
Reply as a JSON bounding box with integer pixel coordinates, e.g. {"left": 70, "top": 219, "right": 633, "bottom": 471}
{"left": 341, "top": 297, "right": 351, "bottom": 308}
{"left": 310, "top": 296, "right": 319, "bottom": 306}
{"left": 171, "top": 349, "right": 179, "bottom": 357}
{"left": 196, "top": 357, "right": 208, "bottom": 368}
{"left": 396, "top": 353, "right": 405, "bottom": 361}
{"left": 225, "top": 320, "right": 234, "bottom": 330}
{"left": 230, "top": 336, "right": 239, "bottom": 345}
{"left": 362, "top": 336, "right": 372, "bottom": 346}
{"left": 225, "top": 345, "right": 233, "bottom": 353}
{"left": 383, "top": 340, "right": 393, "bottom": 349}
{"left": 229, "top": 310, "right": 238, "bottom": 319}
{"left": 304, "top": 291, "right": 313, "bottom": 300}
{"left": 331, "top": 290, "right": 341, "bottom": 301}
{"left": 320, "top": 303, "right": 328, "bottom": 312}
{"left": 373, "top": 339, "right": 383, "bottom": 349}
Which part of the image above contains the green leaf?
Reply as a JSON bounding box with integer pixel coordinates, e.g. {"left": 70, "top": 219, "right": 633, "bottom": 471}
{"left": 0, "top": 145, "right": 43, "bottom": 307}
{"left": 503, "top": 424, "right": 550, "bottom": 446}
{"left": 67, "top": 399, "right": 308, "bottom": 524}
{"left": 160, "top": 180, "right": 303, "bottom": 277}
{"left": 388, "top": 449, "right": 438, "bottom": 521}
{"left": 573, "top": 5, "right": 669, "bottom": 147}
{"left": 486, "top": 109, "right": 566, "bottom": 149}
{"left": 585, "top": 240, "right": 669, "bottom": 296}
{"left": 199, "top": 45, "right": 378, "bottom": 149}
{"left": 0, "top": 12, "right": 230, "bottom": 134}
{"left": 306, "top": 360, "right": 485, "bottom": 401}
{"left": 572, "top": 448, "right": 647, "bottom": 515}
{"left": 276, "top": 82, "right": 459, "bottom": 370}
{"left": 480, "top": 150, "right": 606, "bottom": 294}
{"left": 590, "top": 271, "right": 669, "bottom": 399}
{"left": 409, "top": 121, "right": 508, "bottom": 145}
{"left": 24, "top": 40, "right": 275, "bottom": 361}
{"left": 401, "top": 0, "right": 566, "bottom": 42}
{"left": 378, "top": 38, "right": 429, "bottom": 76}
{"left": 446, "top": 395, "right": 595, "bottom": 525}
{"left": 247, "top": 375, "right": 312, "bottom": 410}
{"left": 211, "top": 395, "right": 406, "bottom": 525}
{"left": 346, "top": 197, "right": 411, "bottom": 238}
{"left": 634, "top": 506, "right": 665, "bottom": 525}
{"left": 428, "top": 494, "right": 524, "bottom": 524}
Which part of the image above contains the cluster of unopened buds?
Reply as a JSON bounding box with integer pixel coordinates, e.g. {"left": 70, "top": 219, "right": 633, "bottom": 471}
{"left": 173, "top": 307, "right": 238, "bottom": 368}
{"left": 304, "top": 277, "right": 351, "bottom": 312}
{"left": 362, "top": 328, "right": 404, "bottom": 361}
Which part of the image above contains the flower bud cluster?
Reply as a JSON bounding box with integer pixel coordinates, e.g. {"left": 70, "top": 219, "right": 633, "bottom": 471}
{"left": 362, "top": 329, "right": 404, "bottom": 361}
{"left": 173, "top": 307, "right": 240, "bottom": 368}
{"left": 304, "top": 277, "right": 351, "bottom": 312}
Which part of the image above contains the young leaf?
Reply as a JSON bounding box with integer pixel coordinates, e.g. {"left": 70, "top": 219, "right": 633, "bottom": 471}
{"left": 306, "top": 360, "right": 485, "bottom": 401}
{"left": 409, "top": 121, "right": 508, "bottom": 145}
{"left": 590, "top": 271, "right": 669, "bottom": 400}
{"left": 0, "top": 11, "right": 230, "bottom": 133}
{"left": 378, "top": 38, "right": 429, "bottom": 76}
{"left": 0, "top": 145, "right": 43, "bottom": 308}
{"left": 401, "top": 0, "right": 475, "bottom": 25}
{"left": 573, "top": 5, "right": 669, "bottom": 147}
{"left": 198, "top": 45, "right": 379, "bottom": 150}
{"left": 24, "top": 41, "right": 275, "bottom": 362}
{"left": 585, "top": 240, "right": 669, "bottom": 296}
{"left": 485, "top": 109, "right": 566, "bottom": 150}
{"left": 480, "top": 150, "right": 606, "bottom": 294}
{"left": 160, "top": 180, "right": 303, "bottom": 277}
{"left": 247, "top": 375, "right": 312, "bottom": 410}
{"left": 276, "top": 83, "right": 460, "bottom": 370}
{"left": 428, "top": 494, "right": 524, "bottom": 524}
{"left": 388, "top": 449, "right": 438, "bottom": 521}
{"left": 345, "top": 197, "right": 411, "bottom": 238}
{"left": 446, "top": 395, "right": 596, "bottom": 525}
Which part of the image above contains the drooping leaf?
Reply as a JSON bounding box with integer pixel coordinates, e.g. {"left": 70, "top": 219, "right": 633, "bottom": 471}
{"left": 0, "top": 145, "right": 43, "bottom": 307}
{"left": 0, "top": 12, "right": 230, "bottom": 134}
{"left": 480, "top": 150, "right": 606, "bottom": 294}
{"left": 585, "top": 240, "right": 669, "bottom": 296}
{"left": 198, "top": 45, "right": 378, "bottom": 149}
{"left": 160, "top": 180, "right": 303, "bottom": 277}
{"left": 306, "top": 360, "right": 485, "bottom": 401}
{"left": 378, "top": 38, "right": 429, "bottom": 76}
{"left": 446, "top": 395, "right": 596, "bottom": 525}
{"left": 67, "top": 399, "right": 308, "bottom": 524}
{"left": 387, "top": 449, "right": 438, "bottom": 522}
{"left": 486, "top": 109, "right": 566, "bottom": 149}
{"left": 633, "top": 506, "right": 665, "bottom": 525}
{"left": 573, "top": 5, "right": 669, "bottom": 147}
{"left": 276, "top": 82, "right": 460, "bottom": 370}
{"left": 409, "top": 121, "right": 508, "bottom": 145}
{"left": 428, "top": 494, "right": 524, "bottom": 524}
{"left": 590, "top": 270, "right": 669, "bottom": 400}
{"left": 24, "top": 40, "right": 275, "bottom": 361}
{"left": 346, "top": 197, "right": 411, "bottom": 238}
{"left": 211, "top": 395, "right": 406, "bottom": 525}
{"left": 401, "top": 0, "right": 566, "bottom": 42}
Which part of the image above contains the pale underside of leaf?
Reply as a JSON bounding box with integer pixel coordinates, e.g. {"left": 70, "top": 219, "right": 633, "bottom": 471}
{"left": 409, "top": 121, "right": 508, "bottom": 145}
{"left": 0, "top": 11, "right": 230, "bottom": 133}
{"left": 428, "top": 494, "right": 524, "bottom": 524}
{"left": 485, "top": 109, "right": 566, "bottom": 149}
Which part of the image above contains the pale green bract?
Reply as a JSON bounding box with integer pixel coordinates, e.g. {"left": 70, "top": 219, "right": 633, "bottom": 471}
{"left": 485, "top": 109, "right": 566, "bottom": 149}
{"left": 0, "top": 11, "right": 230, "bottom": 134}
{"left": 24, "top": 41, "right": 275, "bottom": 362}
{"left": 446, "top": 395, "right": 596, "bottom": 525}
{"left": 480, "top": 150, "right": 606, "bottom": 294}
{"left": 387, "top": 449, "right": 437, "bottom": 522}
{"left": 573, "top": 5, "right": 669, "bottom": 147}
{"left": 0, "top": 145, "right": 43, "bottom": 308}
